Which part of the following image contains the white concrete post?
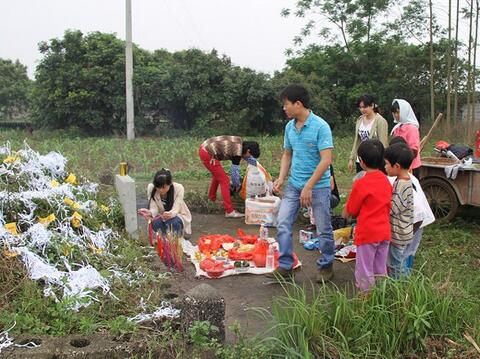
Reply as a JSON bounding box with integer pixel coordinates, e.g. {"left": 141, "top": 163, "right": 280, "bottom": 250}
{"left": 125, "top": 0, "right": 135, "bottom": 140}
{"left": 115, "top": 174, "right": 138, "bottom": 238}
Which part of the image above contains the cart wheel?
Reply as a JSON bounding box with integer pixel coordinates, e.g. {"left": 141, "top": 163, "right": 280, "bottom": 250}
{"left": 421, "top": 177, "right": 459, "bottom": 221}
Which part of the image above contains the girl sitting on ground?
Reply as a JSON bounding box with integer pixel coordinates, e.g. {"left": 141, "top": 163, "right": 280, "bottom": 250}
{"left": 138, "top": 168, "right": 192, "bottom": 236}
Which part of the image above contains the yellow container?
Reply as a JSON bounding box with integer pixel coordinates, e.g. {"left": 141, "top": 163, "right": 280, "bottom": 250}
{"left": 119, "top": 162, "right": 128, "bottom": 176}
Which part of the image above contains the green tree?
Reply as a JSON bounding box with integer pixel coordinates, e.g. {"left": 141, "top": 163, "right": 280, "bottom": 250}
{"left": 32, "top": 31, "right": 277, "bottom": 135}
{"left": 32, "top": 30, "right": 146, "bottom": 133}
{"left": 282, "top": 0, "right": 396, "bottom": 55}
{"left": 276, "top": 39, "right": 465, "bottom": 128}
{"left": 0, "top": 58, "right": 31, "bottom": 118}
{"left": 142, "top": 48, "right": 277, "bottom": 133}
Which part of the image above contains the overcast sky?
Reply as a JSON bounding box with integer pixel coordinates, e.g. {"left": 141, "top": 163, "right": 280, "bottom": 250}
{"left": 0, "top": 0, "right": 470, "bottom": 79}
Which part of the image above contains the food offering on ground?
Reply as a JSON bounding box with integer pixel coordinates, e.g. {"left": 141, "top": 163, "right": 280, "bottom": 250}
{"left": 186, "top": 228, "right": 302, "bottom": 278}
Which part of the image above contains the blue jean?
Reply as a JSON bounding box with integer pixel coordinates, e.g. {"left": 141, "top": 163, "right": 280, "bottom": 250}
{"left": 277, "top": 184, "right": 333, "bottom": 270}
{"left": 387, "top": 243, "right": 407, "bottom": 279}
{"left": 403, "top": 228, "right": 423, "bottom": 274}
{"left": 152, "top": 216, "right": 184, "bottom": 234}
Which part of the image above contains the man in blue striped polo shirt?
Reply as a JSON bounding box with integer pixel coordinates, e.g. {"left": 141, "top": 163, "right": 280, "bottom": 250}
{"left": 267, "top": 84, "right": 335, "bottom": 282}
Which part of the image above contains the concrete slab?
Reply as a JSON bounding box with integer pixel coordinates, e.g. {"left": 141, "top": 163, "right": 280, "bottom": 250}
{"left": 115, "top": 174, "right": 138, "bottom": 239}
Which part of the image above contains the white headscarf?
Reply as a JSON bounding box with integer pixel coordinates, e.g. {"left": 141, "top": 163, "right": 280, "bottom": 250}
{"left": 390, "top": 99, "right": 419, "bottom": 135}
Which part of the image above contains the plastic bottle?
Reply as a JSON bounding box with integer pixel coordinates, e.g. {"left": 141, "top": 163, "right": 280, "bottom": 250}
{"left": 266, "top": 244, "right": 275, "bottom": 270}
{"left": 259, "top": 224, "right": 269, "bottom": 240}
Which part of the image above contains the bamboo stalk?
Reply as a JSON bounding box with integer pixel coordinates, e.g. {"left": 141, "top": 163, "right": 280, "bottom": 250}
{"left": 420, "top": 113, "right": 444, "bottom": 151}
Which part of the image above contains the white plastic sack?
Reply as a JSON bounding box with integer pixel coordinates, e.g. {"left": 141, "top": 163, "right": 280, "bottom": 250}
{"left": 245, "top": 164, "right": 268, "bottom": 197}
{"left": 245, "top": 195, "right": 281, "bottom": 227}
{"left": 241, "top": 162, "right": 273, "bottom": 199}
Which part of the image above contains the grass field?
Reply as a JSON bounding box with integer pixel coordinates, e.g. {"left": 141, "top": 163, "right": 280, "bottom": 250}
{"left": 0, "top": 128, "right": 354, "bottom": 185}
{"left": 1, "top": 129, "right": 479, "bottom": 357}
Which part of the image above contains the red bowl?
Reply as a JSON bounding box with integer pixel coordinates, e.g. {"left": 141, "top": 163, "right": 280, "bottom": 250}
{"left": 206, "top": 268, "right": 225, "bottom": 278}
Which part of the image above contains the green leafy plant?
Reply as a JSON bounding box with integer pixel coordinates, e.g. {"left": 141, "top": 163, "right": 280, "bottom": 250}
{"left": 107, "top": 316, "right": 137, "bottom": 337}
{"left": 188, "top": 320, "right": 219, "bottom": 347}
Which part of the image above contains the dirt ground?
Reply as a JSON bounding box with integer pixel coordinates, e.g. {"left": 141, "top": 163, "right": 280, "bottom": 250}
{"left": 136, "top": 201, "right": 356, "bottom": 343}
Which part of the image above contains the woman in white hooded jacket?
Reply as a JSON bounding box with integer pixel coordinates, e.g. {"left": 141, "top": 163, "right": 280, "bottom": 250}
{"left": 390, "top": 99, "right": 422, "bottom": 178}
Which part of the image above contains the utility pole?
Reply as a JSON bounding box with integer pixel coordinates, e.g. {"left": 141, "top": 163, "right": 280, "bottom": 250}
{"left": 125, "top": 0, "right": 135, "bottom": 140}
{"left": 446, "top": 0, "right": 452, "bottom": 133}
{"left": 453, "top": 0, "right": 460, "bottom": 125}
{"left": 429, "top": 0, "right": 435, "bottom": 123}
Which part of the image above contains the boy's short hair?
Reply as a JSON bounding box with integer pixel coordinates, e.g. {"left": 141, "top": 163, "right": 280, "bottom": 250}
{"left": 242, "top": 141, "right": 260, "bottom": 158}
{"left": 280, "top": 84, "right": 310, "bottom": 108}
{"left": 389, "top": 136, "right": 408, "bottom": 146}
{"left": 385, "top": 143, "right": 414, "bottom": 169}
{"left": 357, "top": 139, "right": 385, "bottom": 169}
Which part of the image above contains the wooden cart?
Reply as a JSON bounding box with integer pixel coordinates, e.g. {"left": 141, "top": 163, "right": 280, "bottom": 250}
{"left": 419, "top": 157, "right": 480, "bottom": 221}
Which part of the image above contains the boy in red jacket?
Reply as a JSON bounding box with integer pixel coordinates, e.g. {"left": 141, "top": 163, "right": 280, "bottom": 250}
{"left": 343, "top": 139, "right": 392, "bottom": 292}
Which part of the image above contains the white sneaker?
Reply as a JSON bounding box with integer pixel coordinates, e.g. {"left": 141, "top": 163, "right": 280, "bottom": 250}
{"left": 225, "top": 210, "right": 244, "bottom": 218}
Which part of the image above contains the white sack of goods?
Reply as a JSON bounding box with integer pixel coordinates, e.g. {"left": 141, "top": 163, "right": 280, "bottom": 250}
{"left": 240, "top": 162, "right": 273, "bottom": 200}
{"left": 245, "top": 195, "right": 281, "bottom": 227}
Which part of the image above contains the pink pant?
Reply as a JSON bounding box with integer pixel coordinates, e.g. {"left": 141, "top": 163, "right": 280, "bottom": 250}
{"left": 198, "top": 145, "right": 233, "bottom": 213}
{"left": 355, "top": 241, "right": 389, "bottom": 292}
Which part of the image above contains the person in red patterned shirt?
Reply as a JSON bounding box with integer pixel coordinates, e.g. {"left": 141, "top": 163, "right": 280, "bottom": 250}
{"left": 198, "top": 136, "right": 260, "bottom": 218}
{"left": 343, "top": 139, "right": 392, "bottom": 292}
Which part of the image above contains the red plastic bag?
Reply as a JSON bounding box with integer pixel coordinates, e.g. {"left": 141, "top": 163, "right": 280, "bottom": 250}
{"left": 252, "top": 242, "right": 300, "bottom": 268}
{"left": 236, "top": 229, "right": 258, "bottom": 244}
{"left": 435, "top": 140, "right": 450, "bottom": 151}
{"left": 228, "top": 248, "right": 254, "bottom": 261}
{"left": 198, "top": 234, "right": 235, "bottom": 253}
{"left": 254, "top": 239, "right": 269, "bottom": 254}
{"left": 200, "top": 258, "right": 224, "bottom": 271}
{"left": 252, "top": 239, "right": 270, "bottom": 267}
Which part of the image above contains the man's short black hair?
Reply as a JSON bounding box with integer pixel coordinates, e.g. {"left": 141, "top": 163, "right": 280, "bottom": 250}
{"left": 280, "top": 84, "right": 310, "bottom": 108}
{"left": 357, "top": 139, "right": 385, "bottom": 169}
{"left": 242, "top": 141, "right": 260, "bottom": 158}
{"left": 385, "top": 143, "right": 414, "bottom": 170}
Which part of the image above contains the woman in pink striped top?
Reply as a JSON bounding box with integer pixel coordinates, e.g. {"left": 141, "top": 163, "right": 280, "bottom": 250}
{"left": 390, "top": 99, "right": 421, "bottom": 178}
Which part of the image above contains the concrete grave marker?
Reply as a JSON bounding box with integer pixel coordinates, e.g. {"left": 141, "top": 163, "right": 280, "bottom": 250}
{"left": 114, "top": 174, "right": 138, "bottom": 239}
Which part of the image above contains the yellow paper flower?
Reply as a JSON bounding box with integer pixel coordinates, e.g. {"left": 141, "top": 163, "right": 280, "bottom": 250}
{"left": 63, "top": 197, "right": 81, "bottom": 209}
{"left": 50, "top": 180, "right": 59, "bottom": 188}
{"left": 61, "top": 244, "right": 72, "bottom": 257}
{"left": 88, "top": 243, "right": 103, "bottom": 255}
{"left": 100, "top": 205, "right": 110, "bottom": 213}
{"left": 63, "top": 197, "right": 74, "bottom": 206}
{"left": 38, "top": 213, "right": 56, "bottom": 227}
{"left": 65, "top": 173, "right": 77, "bottom": 185}
{"left": 71, "top": 211, "right": 82, "bottom": 228}
{"left": 3, "top": 155, "right": 20, "bottom": 164}
{"left": 4, "top": 222, "right": 18, "bottom": 235}
{"left": 2, "top": 249, "right": 18, "bottom": 258}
